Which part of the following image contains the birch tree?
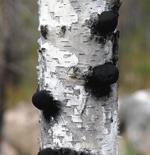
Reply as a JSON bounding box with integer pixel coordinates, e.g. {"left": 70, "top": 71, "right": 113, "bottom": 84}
{"left": 32, "top": 0, "right": 120, "bottom": 155}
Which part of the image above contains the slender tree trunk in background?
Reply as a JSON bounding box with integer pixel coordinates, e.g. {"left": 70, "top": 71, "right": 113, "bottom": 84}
{"left": 0, "top": 52, "right": 5, "bottom": 152}
{"left": 36, "top": 0, "right": 120, "bottom": 155}
{"left": 2, "top": 0, "right": 20, "bottom": 85}
{"left": 0, "top": 0, "right": 17, "bottom": 152}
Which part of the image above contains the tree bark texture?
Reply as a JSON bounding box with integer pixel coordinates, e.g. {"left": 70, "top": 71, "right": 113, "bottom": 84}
{"left": 36, "top": 0, "right": 120, "bottom": 155}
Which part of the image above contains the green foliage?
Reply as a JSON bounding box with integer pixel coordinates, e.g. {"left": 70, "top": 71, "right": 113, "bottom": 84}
{"left": 1, "top": 0, "right": 39, "bottom": 107}
{"left": 6, "top": 45, "right": 37, "bottom": 108}
{"left": 119, "top": 2, "right": 150, "bottom": 94}
{"left": 140, "top": 0, "right": 150, "bottom": 15}
{"left": 126, "top": 143, "right": 137, "bottom": 155}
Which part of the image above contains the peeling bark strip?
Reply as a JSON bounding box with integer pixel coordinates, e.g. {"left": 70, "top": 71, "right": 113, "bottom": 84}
{"left": 36, "top": 0, "right": 120, "bottom": 155}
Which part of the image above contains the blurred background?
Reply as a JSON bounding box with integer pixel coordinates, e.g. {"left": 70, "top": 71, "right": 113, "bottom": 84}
{"left": 0, "top": 0, "right": 150, "bottom": 155}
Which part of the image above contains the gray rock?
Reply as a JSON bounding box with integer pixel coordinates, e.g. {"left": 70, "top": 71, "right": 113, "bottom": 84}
{"left": 119, "top": 90, "right": 150, "bottom": 155}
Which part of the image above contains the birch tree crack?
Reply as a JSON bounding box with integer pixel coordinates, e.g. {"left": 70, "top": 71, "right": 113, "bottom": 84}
{"left": 33, "top": 0, "right": 120, "bottom": 155}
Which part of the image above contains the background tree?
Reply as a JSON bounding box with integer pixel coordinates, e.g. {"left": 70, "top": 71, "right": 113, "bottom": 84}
{"left": 33, "top": 0, "right": 120, "bottom": 155}
{"left": 0, "top": 0, "right": 18, "bottom": 150}
{"left": 0, "top": 47, "right": 5, "bottom": 152}
{"left": 0, "top": 0, "right": 36, "bottom": 151}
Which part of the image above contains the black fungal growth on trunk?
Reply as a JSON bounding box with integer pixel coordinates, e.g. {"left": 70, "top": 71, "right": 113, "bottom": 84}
{"left": 32, "top": 90, "right": 61, "bottom": 121}
{"left": 85, "top": 62, "right": 119, "bottom": 98}
{"left": 88, "top": 11, "right": 118, "bottom": 36}
{"left": 111, "top": 0, "right": 121, "bottom": 13}
{"left": 38, "top": 48, "right": 46, "bottom": 54}
{"left": 61, "top": 26, "right": 66, "bottom": 35}
{"left": 40, "top": 25, "right": 48, "bottom": 39}
{"left": 38, "top": 148, "right": 93, "bottom": 155}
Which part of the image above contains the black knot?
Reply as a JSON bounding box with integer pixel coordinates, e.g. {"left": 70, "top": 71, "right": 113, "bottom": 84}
{"left": 38, "top": 148, "right": 93, "bottom": 155}
{"left": 91, "top": 11, "right": 118, "bottom": 36}
{"left": 85, "top": 62, "right": 119, "bottom": 98}
{"left": 32, "top": 90, "right": 62, "bottom": 121}
{"left": 40, "top": 25, "right": 48, "bottom": 39}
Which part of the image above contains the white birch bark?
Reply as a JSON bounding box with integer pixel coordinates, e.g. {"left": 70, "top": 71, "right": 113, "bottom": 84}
{"left": 37, "top": 0, "right": 119, "bottom": 155}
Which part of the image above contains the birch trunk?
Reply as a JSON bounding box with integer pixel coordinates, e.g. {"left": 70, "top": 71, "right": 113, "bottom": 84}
{"left": 36, "top": 0, "right": 120, "bottom": 155}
